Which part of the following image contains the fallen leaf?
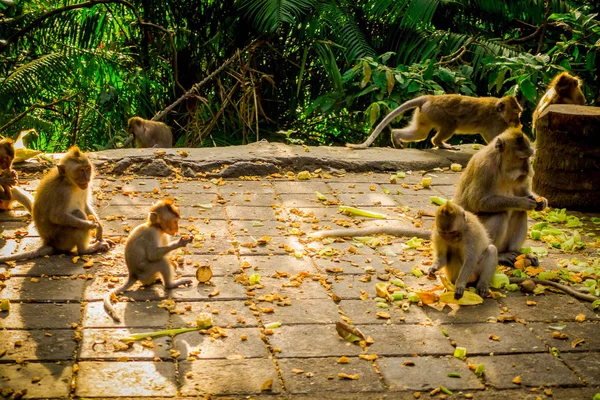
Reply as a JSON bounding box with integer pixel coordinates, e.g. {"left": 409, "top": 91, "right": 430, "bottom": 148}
{"left": 571, "top": 338, "right": 585, "bottom": 348}
{"left": 336, "top": 321, "right": 366, "bottom": 343}
{"left": 512, "top": 376, "right": 521, "bottom": 384}
{"left": 488, "top": 334, "right": 500, "bottom": 341}
{"left": 261, "top": 379, "right": 273, "bottom": 392}
{"left": 337, "top": 356, "right": 350, "bottom": 364}
{"left": 338, "top": 373, "right": 359, "bottom": 380}
{"left": 575, "top": 314, "right": 586, "bottom": 322}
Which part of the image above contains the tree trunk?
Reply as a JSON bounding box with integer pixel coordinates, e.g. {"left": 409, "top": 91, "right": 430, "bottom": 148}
{"left": 533, "top": 104, "right": 600, "bottom": 211}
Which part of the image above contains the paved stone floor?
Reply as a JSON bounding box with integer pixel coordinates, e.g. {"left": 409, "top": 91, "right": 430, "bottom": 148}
{"left": 0, "top": 159, "right": 599, "bottom": 399}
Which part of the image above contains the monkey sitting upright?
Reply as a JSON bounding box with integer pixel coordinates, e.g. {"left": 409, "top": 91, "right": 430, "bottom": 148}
{"left": 453, "top": 127, "right": 547, "bottom": 267}
{"left": 123, "top": 117, "right": 173, "bottom": 148}
{"left": 428, "top": 201, "right": 497, "bottom": 299}
{"left": 0, "top": 146, "right": 112, "bottom": 263}
{"left": 346, "top": 94, "right": 522, "bottom": 150}
{"left": 104, "top": 199, "right": 192, "bottom": 322}
{"left": 0, "top": 137, "right": 33, "bottom": 213}
{"left": 532, "top": 72, "right": 585, "bottom": 131}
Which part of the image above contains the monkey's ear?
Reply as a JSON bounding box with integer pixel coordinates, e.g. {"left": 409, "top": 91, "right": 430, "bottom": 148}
{"left": 496, "top": 101, "right": 506, "bottom": 113}
{"left": 495, "top": 138, "right": 505, "bottom": 152}
{"left": 149, "top": 211, "right": 158, "bottom": 224}
{"left": 57, "top": 164, "right": 67, "bottom": 176}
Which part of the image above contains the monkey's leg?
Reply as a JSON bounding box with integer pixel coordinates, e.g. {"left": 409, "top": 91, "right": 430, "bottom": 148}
{"left": 478, "top": 212, "right": 509, "bottom": 250}
{"left": 431, "top": 126, "right": 460, "bottom": 150}
{"left": 390, "top": 111, "right": 432, "bottom": 147}
{"left": 500, "top": 211, "right": 536, "bottom": 266}
{"left": 475, "top": 244, "right": 498, "bottom": 298}
{"left": 10, "top": 187, "right": 33, "bottom": 213}
{"left": 156, "top": 259, "right": 192, "bottom": 289}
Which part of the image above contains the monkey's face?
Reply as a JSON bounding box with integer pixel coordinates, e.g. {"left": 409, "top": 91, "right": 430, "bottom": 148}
{"left": 162, "top": 215, "right": 180, "bottom": 236}
{"left": 62, "top": 163, "right": 92, "bottom": 189}
{"left": 439, "top": 230, "right": 462, "bottom": 245}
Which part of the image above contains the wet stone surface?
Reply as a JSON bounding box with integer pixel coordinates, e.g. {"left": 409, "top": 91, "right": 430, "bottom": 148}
{"left": 1, "top": 148, "right": 599, "bottom": 398}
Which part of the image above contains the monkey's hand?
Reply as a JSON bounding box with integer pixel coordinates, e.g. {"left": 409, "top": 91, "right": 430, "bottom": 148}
{"left": 427, "top": 263, "right": 441, "bottom": 278}
{"left": 476, "top": 283, "right": 490, "bottom": 298}
{"left": 454, "top": 286, "right": 465, "bottom": 300}
{"left": 520, "top": 196, "right": 538, "bottom": 210}
{"left": 177, "top": 235, "right": 192, "bottom": 247}
{"left": 530, "top": 195, "right": 548, "bottom": 211}
{"left": 0, "top": 170, "right": 17, "bottom": 186}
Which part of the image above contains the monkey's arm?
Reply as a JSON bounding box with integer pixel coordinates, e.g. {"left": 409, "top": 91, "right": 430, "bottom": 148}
{"left": 123, "top": 135, "right": 134, "bottom": 148}
{"left": 85, "top": 204, "right": 104, "bottom": 241}
{"left": 428, "top": 235, "right": 447, "bottom": 276}
{"left": 146, "top": 237, "right": 190, "bottom": 261}
{"left": 49, "top": 207, "right": 96, "bottom": 229}
{"left": 475, "top": 194, "right": 536, "bottom": 212}
{"left": 454, "top": 250, "right": 476, "bottom": 299}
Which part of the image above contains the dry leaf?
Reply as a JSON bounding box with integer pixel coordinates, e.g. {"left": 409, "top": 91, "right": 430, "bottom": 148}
{"left": 261, "top": 379, "right": 273, "bottom": 392}
{"left": 488, "top": 334, "right": 500, "bottom": 341}
{"left": 338, "top": 373, "right": 359, "bottom": 380}
{"left": 512, "top": 376, "right": 521, "bottom": 385}
{"left": 337, "top": 356, "right": 350, "bottom": 364}
{"left": 571, "top": 338, "right": 585, "bottom": 348}
{"left": 359, "top": 354, "right": 378, "bottom": 361}
{"left": 575, "top": 314, "right": 586, "bottom": 322}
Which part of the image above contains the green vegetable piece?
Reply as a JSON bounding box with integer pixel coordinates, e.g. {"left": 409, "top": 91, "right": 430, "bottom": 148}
{"left": 593, "top": 393, "right": 600, "bottom": 400}
{"left": 441, "top": 329, "right": 448, "bottom": 337}
{"left": 551, "top": 347, "right": 560, "bottom": 357}
{"left": 440, "top": 386, "right": 453, "bottom": 395}
{"left": 447, "top": 373, "right": 461, "bottom": 378}
{"left": 401, "top": 302, "right": 410, "bottom": 311}
{"left": 391, "top": 279, "right": 405, "bottom": 288}
{"left": 475, "top": 364, "right": 485, "bottom": 377}
{"left": 506, "top": 283, "right": 519, "bottom": 292}
{"left": 397, "top": 172, "right": 406, "bottom": 178}
{"left": 390, "top": 292, "right": 404, "bottom": 301}
{"left": 265, "top": 322, "right": 281, "bottom": 329}
{"left": 532, "top": 222, "right": 548, "bottom": 230}
{"left": 592, "top": 300, "right": 600, "bottom": 310}
{"left": 376, "top": 302, "right": 389, "bottom": 308}
{"left": 339, "top": 205, "right": 387, "bottom": 219}
{"left": 411, "top": 266, "right": 423, "bottom": 278}
{"left": 249, "top": 273, "right": 261, "bottom": 284}
{"left": 530, "top": 230, "right": 541, "bottom": 240}
{"left": 407, "top": 292, "right": 420, "bottom": 303}
{"left": 490, "top": 273, "right": 509, "bottom": 289}
{"left": 453, "top": 347, "right": 467, "bottom": 359}
{"left": 405, "top": 237, "right": 424, "bottom": 249}
{"left": 316, "top": 191, "right": 327, "bottom": 201}
{"left": 430, "top": 196, "right": 448, "bottom": 206}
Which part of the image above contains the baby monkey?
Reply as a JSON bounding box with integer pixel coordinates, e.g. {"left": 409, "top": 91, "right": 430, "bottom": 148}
{"left": 104, "top": 199, "right": 192, "bottom": 322}
{"left": 428, "top": 201, "right": 497, "bottom": 299}
{"left": 123, "top": 117, "right": 173, "bottom": 148}
{"left": 0, "top": 137, "right": 33, "bottom": 213}
{"left": 532, "top": 72, "right": 585, "bottom": 131}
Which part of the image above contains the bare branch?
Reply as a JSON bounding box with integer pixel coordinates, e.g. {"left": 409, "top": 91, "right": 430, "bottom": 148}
{"left": 0, "top": 94, "right": 78, "bottom": 134}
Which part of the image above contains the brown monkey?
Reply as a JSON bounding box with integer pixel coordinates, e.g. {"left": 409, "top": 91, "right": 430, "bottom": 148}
{"left": 0, "top": 146, "right": 111, "bottom": 263}
{"left": 123, "top": 117, "right": 172, "bottom": 148}
{"left": 532, "top": 72, "right": 585, "bottom": 130}
{"left": 346, "top": 95, "right": 522, "bottom": 150}
{"left": 0, "top": 138, "right": 33, "bottom": 213}
{"left": 427, "top": 201, "right": 497, "bottom": 299}
{"left": 453, "top": 128, "right": 546, "bottom": 267}
{"left": 104, "top": 199, "right": 192, "bottom": 321}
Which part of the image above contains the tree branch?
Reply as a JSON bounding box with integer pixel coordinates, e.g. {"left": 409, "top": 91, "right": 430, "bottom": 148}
{"left": 505, "top": 0, "right": 552, "bottom": 46}
{"left": 536, "top": 0, "right": 552, "bottom": 54}
{"left": 435, "top": 37, "right": 476, "bottom": 66}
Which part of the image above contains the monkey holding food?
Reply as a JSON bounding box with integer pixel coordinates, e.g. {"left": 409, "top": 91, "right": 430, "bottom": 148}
{"left": 0, "top": 137, "right": 33, "bottom": 213}
{"left": 0, "top": 146, "right": 111, "bottom": 263}
{"left": 123, "top": 117, "right": 173, "bottom": 148}
{"left": 346, "top": 94, "right": 522, "bottom": 150}
{"left": 532, "top": 72, "right": 585, "bottom": 131}
{"left": 104, "top": 199, "right": 192, "bottom": 322}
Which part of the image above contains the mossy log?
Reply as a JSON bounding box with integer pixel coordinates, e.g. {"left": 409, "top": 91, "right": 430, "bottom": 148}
{"left": 533, "top": 104, "right": 600, "bottom": 211}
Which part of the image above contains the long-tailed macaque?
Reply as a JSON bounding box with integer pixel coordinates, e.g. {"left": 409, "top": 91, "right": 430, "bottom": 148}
{"left": 0, "top": 138, "right": 33, "bottom": 213}
{"left": 453, "top": 128, "right": 546, "bottom": 267}
{"left": 532, "top": 72, "right": 585, "bottom": 130}
{"left": 0, "top": 146, "right": 112, "bottom": 263}
{"left": 104, "top": 199, "right": 192, "bottom": 322}
{"left": 123, "top": 117, "right": 172, "bottom": 148}
{"left": 427, "top": 201, "right": 497, "bottom": 299}
{"left": 346, "top": 95, "right": 522, "bottom": 150}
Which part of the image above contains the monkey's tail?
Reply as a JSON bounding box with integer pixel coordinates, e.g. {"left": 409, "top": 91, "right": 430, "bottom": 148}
{"left": 346, "top": 97, "right": 427, "bottom": 149}
{"left": 103, "top": 278, "right": 136, "bottom": 322}
{"left": 310, "top": 225, "right": 431, "bottom": 239}
{"left": 0, "top": 245, "right": 53, "bottom": 264}
{"left": 509, "top": 277, "right": 599, "bottom": 303}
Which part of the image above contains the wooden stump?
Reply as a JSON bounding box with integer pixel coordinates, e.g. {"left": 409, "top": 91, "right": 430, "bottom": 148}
{"left": 533, "top": 104, "right": 600, "bottom": 211}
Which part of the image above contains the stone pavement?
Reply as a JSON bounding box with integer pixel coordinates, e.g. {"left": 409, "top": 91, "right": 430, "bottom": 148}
{"left": 1, "top": 144, "right": 599, "bottom": 399}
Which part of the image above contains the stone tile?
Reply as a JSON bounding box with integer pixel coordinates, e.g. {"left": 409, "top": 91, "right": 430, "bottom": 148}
{"left": 336, "top": 193, "right": 398, "bottom": 207}
{"left": 256, "top": 278, "right": 330, "bottom": 300}
{"left": 5, "top": 255, "right": 87, "bottom": 276}
{"left": 287, "top": 206, "right": 346, "bottom": 222}
{"left": 79, "top": 328, "right": 171, "bottom": 360}
{"left": 169, "top": 300, "right": 257, "bottom": 328}
{"left": 328, "top": 182, "right": 386, "bottom": 194}
{"left": 229, "top": 219, "right": 288, "bottom": 237}
{"left": 376, "top": 356, "right": 484, "bottom": 391}
{"left": 0, "top": 362, "right": 72, "bottom": 398}
{"left": 82, "top": 301, "right": 170, "bottom": 328}
{"left": 218, "top": 180, "right": 275, "bottom": 194}
{"left": 423, "top": 298, "right": 505, "bottom": 324}
{"left": 278, "top": 357, "right": 385, "bottom": 394}
{"left": 313, "top": 255, "right": 395, "bottom": 276}
{"left": 391, "top": 193, "right": 439, "bottom": 214}
{"left": 170, "top": 277, "right": 249, "bottom": 301}
{"left": 164, "top": 180, "right": 221, "bottom": 194}
{"left": 0, "top": 329, "right": 76, "bottom": 361}
{"left": 240, "top": 255, "right": 318, "bottom": 276}
{"left": 224, "top": 193, "right": 282, "bottom": 207}
{"left": 187, "top": 236, "right": 236, "bottom": 254}
{"left": 273, "top": 181, "right": 333, "bottom": 194}
{"left": 457, "top": 387, "right": 600, "bottom": 400}
{"left": 84, "top": 276, "right": 167, "bottom": 301}
{"left": 442, "top": 323, "right": 546, "bottom": 355}
{"left": 339, "top": 299, "right": 430, "bottom": 325}
{"left": 226, "top": 205, "right": 286, "bottom": 221}
{"left": 268, "top": 324, "right": 364, "bottom": 358}
{"left": 280, "top": 193, "right": 336, "bottom": 208}
{"left": 179, "top": 254, "right": 240, "bottom": 277}
{"left": 76, "top": 361, "right": 177, "bottom": 397}
{"left": 173, "top": 327, "right": 267, "bottom": 359}
{"left": 500, "top": 294, "right": 600, "bottom": 322}
{"left": 561, "top": 352, "right": 600, "bottom": 385}
{"left": 180, "top": 204, "right": 229, "bottom": 220}
{"left": 365, "top": 324, "right": 455, "bottom": 356}
{"left": 0, "top": 303, "right": 81, "bottom": 329}
{"left": 179, "top": 359, "right": 281, "bottom": 395}
{"left": 260, "top": 298, "right": 340, "bottom": 325}
{"left": 468, "top": 353, "right": 583, "bottom": 389}
{"left": 2, "top": 276, "right": 86, "bottom": 301}
{"left": 236, "top": 236, "right": 301, "bottom": 256}
{"left": 530, "top": 321, "right": 600, "bottom": 353}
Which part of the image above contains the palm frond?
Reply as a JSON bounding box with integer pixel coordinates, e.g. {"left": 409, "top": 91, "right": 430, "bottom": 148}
{"left": 0, "top": 53, "right": 70, "bottom": 100}
{"left": 237, "top": 0, "right": 316, "bottom": 33}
